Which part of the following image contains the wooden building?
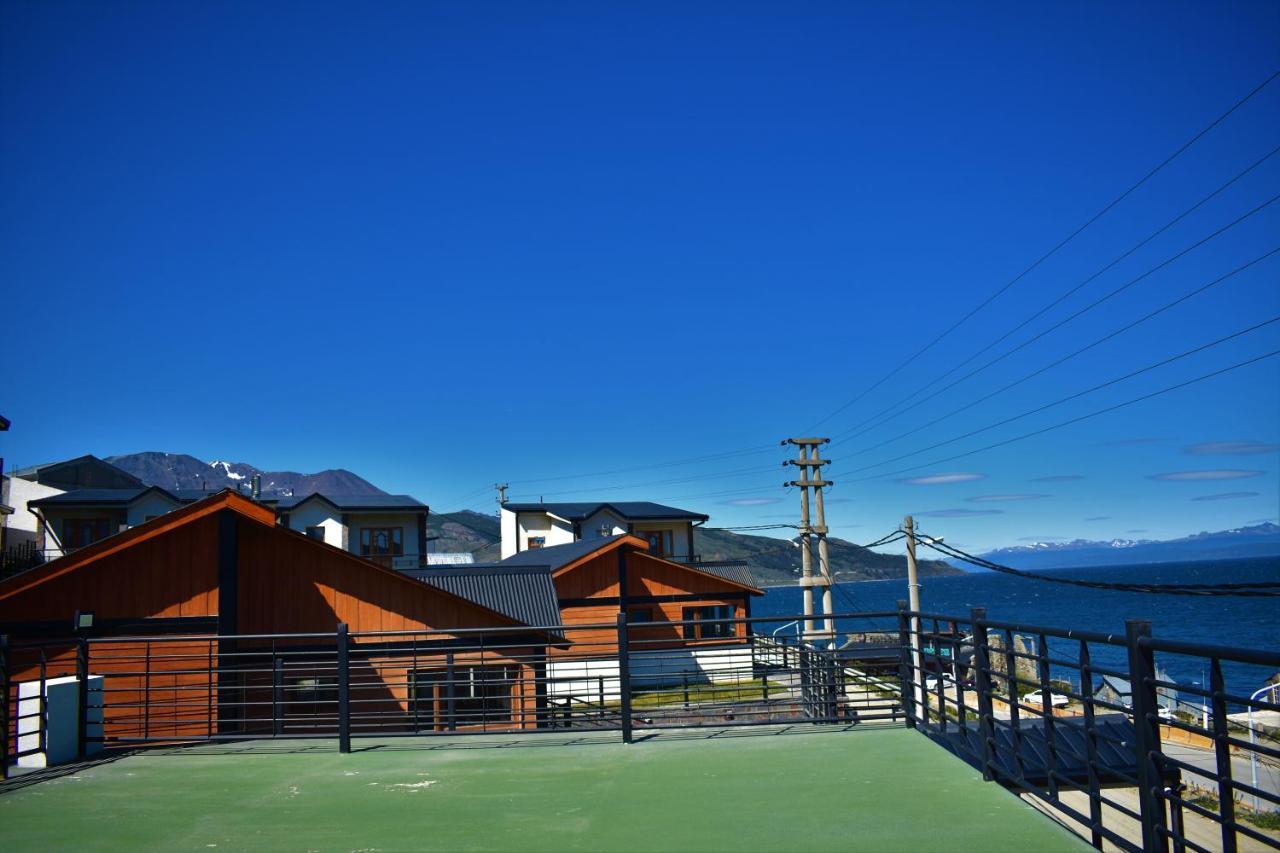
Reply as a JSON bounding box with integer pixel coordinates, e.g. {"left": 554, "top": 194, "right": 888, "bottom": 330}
{"left": 0, "top": 491, "right": 562, "bottom": 744}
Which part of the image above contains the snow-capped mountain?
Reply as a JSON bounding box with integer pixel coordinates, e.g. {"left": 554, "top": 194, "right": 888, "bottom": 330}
{"left": 105, "top": 452, "right": 386, "bottom": 497}
{"left": 969, "top": 523, "right": 1280, "bottom": 570}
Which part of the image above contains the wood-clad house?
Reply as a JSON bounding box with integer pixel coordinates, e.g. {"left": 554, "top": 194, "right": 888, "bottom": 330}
{"left": 0, "top": 490, "right": 563, "bottom": 745}
{"left": 479, "top": 535, "right": 763, "bottom": 689}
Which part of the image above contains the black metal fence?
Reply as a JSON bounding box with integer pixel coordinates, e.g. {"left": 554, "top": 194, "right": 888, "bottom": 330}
{"left": 897, "top": 604, "right": 1280, "bottom": 852}
{"left": 3, "top": 607, "right": 1278, "bottom": 852}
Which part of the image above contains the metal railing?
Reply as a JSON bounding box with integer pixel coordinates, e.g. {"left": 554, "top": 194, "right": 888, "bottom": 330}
{"left": 3, "top": 605, "right": 1278, "bottom": 853}
{"left": 896, "top": 603, "right": 1280, "bottom": 852}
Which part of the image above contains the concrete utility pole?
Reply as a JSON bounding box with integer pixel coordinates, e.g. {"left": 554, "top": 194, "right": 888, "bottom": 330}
{"left": 495, "top": 483, "right": 508, "bottom": 506}
{"left": 783, "top": 438, "right": 834, "bottom": 646}
{"left": 904, "top": 515, "right": 923, "bottom": 710}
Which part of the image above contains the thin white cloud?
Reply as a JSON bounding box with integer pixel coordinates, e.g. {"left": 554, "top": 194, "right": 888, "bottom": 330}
{"left": 1147, "top": 470, "right": 1265, "bottom": 482}
{"left": 721, "top": 497, "right": 782, "bottom": 506}
{"left": 912, "top": 508, "right": 1003, "bottom": 518}
{"left": 1183, "top": 441, "right": 1280, "bottom": 456}
{"left": 1190, "top": 492, "right": 1260, "bottom": 502}
{"left": 1017, "top": 536, "right": 1066, "bottom": 541}
{"left": 899, "top": 472, "right": 985, "bottom": 486}
{"left": 1030, "top": 475, "right": 1083, "bottom": 482}
{"left": 1084, "top": 516, "right": 1111, "bottom": 521}
{"left": 966, "top": 494, "right": 1048, "bottom": 503}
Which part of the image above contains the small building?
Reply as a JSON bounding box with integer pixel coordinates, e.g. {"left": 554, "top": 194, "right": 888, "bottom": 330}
{"left": 499, "top": 501, "right": 709, "bottom": 560}
{"left": 1095, "top": 674, "right": 1178, "bottom": 711}
{"left": 262, "top": 493, "right": 430, "bottom": 568}
{"left": 470, "top": 534, "right": 763, "bottom": 695}
{"left": 3, "top": 455, "right": 146, "bottom": 554}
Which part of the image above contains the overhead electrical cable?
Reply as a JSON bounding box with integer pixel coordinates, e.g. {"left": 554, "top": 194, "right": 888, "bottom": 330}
{"left": 846, "top": 314, "right": 1280, "bottom": 473}
{"left": 847, "top": 348, "right": 1280, "bottom": 483}
{"left": 915, "top": 535, "right": 1280, "bottom": 597}
{"left": 831, "top": 147, "right": 1280, "bottom": 445}
{"left": 834, "top": 192, "right": 1280, "bottom": 449}
{"left": 804, "top": 70, "right": 1280, "bottom": 434}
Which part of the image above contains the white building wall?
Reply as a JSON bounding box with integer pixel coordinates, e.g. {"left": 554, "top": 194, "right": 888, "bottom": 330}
{"left": 125, "top": 493, "right": 183, "bottom": 527}
{"left": 348, "top": 512, "right": 424, "bottom": 568}
{"left": 2, "top": 477, "right": 64, "bottom": 547}
{"left": 514, "top": 512, "right": 574, "bottom": 554}
{"left": 500, "top": 507, "right": 518, "bottom": 559}
{"left": 580, "top": 509, "right": 628, "bottom": 540}
{"left": 546, "top": 644, "right": 757, "bottom": 702}
{"left": 285, "top": 501, "right": 345, "bottom": 548}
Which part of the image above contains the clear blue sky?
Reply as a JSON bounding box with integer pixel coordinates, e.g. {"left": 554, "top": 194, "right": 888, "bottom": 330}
{"left": 2, "top": 1, "right": 1277, "bottom": 552}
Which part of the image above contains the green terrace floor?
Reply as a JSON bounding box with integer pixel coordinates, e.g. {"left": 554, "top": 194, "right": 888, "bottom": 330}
{"left": 0, "top": 724, "right": 1087, "bottom": 852}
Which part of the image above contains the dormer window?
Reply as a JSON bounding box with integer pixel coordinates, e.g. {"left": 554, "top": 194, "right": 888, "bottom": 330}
{"left": 360, "top": 527, "right": 403, "bottom": 558}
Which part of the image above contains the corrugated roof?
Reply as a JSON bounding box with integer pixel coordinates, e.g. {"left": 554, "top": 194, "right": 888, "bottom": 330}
{"left": 403, "top": 564, "right": 563, "bottom": 631}
{"left": 687, "top": 559, "right": 759, "bottom": 590}
{"left": 501, "top": 501, "right": 708, "bottom": 522}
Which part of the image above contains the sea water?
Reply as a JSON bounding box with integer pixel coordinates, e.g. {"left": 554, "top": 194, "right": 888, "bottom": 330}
{"left": 754, "top": 555, "right": 1280, "bottom": 699}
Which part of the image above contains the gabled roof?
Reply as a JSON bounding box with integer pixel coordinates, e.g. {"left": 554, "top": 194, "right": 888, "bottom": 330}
{"left": 501, "top": 501, "right": 709, "bottom": 523}
{"left": 403, "top": 564, "right": 563, "bottom": 632}
{"left": 263, "top": 493, "right": 428, "bottom": 512}
{"left": 494, "top": 535, "right": 634, "bottom": 573}
{"left": 493, "top": 535, "right": 762, "bottom": 594}
{"left": 9, "top": 454, "right": 145, "bottom": 489}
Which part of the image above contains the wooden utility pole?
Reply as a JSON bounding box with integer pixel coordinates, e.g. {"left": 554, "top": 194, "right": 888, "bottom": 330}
{"left": 783, "top": 438, "right": 834, "bottom": 645}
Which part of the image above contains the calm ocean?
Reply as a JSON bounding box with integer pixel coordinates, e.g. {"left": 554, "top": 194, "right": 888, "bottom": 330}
{"left": 754, "top": 555, "right": 1280, "bottom": 698}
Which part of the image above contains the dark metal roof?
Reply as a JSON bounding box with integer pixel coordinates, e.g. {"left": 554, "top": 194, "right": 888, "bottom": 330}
{"left": 501, "top": 501, "right": 708, "bottom": 523}
{"left": 28, "top": 488, "right": 166, "bottom": 507}
{"left": 264, "top": 493, "right": 427, "bottom": 512}
{"left": 490, "top": 535, "right": 629, "bottom": 572}
{"left": 402, "top": 564, "right": 563, "bottom": 631}
{"left": 686, "top": 560, "right": 759, "bottom": 590}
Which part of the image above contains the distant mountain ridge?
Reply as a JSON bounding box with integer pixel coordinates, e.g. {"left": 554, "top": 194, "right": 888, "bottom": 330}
{"left": 973, "top": 522, "right": 1280, "bottom": 570}
{"left": 106, "top": 452, "right": 386, "bottom": 497}
{"left": 427, "top": 510, "right": 960, "bottom": 585}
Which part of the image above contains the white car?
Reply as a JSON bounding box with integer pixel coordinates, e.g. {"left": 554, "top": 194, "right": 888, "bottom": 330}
{"left": 924, "top": 675, "right": 957, "bottom": 692}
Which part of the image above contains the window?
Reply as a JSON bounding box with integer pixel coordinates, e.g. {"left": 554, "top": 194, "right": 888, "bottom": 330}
{"left": 639, "top": 529, "right": 674, "bottom": 556}
{"left": 305, "top": 526, "right": 325, "bottom": 541}
{"left": 682, "top": 605, "right": 735, "bottom": 640}
{"left": 626, "top": 606, "right": 655, "bottom": 624}
{"left": 63, "top": 518, "right": 112, "bottom": 549}
{"left": 360, "top": 527, "right": 403, "bottom": 556}
{"left": 410, "top": 666, "right": 515, "bottom": 726}
{"left": 287, "top": 676, "right": 337, "bottom": 718}
{"left": 527, "top": 536, "right": 546, "bottom": 549}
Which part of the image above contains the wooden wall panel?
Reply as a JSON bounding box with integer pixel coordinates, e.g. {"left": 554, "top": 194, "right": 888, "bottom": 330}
{"left": 0, "top": 514, "right": 220, "bottom": 625}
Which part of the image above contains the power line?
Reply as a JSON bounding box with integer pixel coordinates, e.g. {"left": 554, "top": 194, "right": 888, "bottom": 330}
{"left": 834, "top": 191, "right": 1280, "bottom": 447}
{"left": 504, "top": 444, "right": 778, "bottom": 486}
{"left": 847, "top": 347, "right": 1280, "bottom": 483}
{"left": 915, "top": 535, "right": 1280, "bottom": 597}
{"left": 842, "top": 244, "right": 1280, "bottom": 460}
{"left": 831, "top": 146, "right": 1280, "bottom": 445}
{"left": 805, "top": 69, "right": 1280, "bottom": 434}
{"left": 846, "top": 314, "right": 1280, "bottom": 474}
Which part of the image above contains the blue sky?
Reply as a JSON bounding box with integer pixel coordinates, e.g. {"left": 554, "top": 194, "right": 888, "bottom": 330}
{"left": 2, "top": 1, "right": 1277, "bottom": 552}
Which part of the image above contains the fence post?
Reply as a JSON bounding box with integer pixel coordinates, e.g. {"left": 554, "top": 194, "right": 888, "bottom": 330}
{"left": 336, "top": 623, "right": 351, "bottom": 754}
{"left": 1125, "top": 619, "right": 1167, "bottom": 853}
{"left": 969, "top": 608, "right": 995, "bottom": 782}
{"left": 1208, "top": 658, "right": 1236, "bottom": 853}
{"left": 896, "top": 601, "right": 915, "bottom": 728}
{"left": 75, "top": 637, "right": 88, "bottom": 761}
{"left": 616, "top": 612, "right": 633, "bottom": 744}
{"left": 272, "top": 652, "right": 284, "bottom": 737}
{"left": 0, "top": 633, "right": 8, "bottom": 779}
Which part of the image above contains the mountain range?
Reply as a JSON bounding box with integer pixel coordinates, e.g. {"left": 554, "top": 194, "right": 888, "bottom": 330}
{"left": 106, "top": 452, "right": 386, "bottom": 497}
{"left": 104, "top": 450, "right": 958, "bottom": 585}
{"left": 426, "top": 510, "right": 960, "bottom": 586}
{"left": 971, "top": 522, "right": 1280, "bottom": 570}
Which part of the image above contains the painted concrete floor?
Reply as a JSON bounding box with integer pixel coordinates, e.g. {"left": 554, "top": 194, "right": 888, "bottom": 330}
{"left": 0, "top": 725, "right": 1087, "bottom": 852}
